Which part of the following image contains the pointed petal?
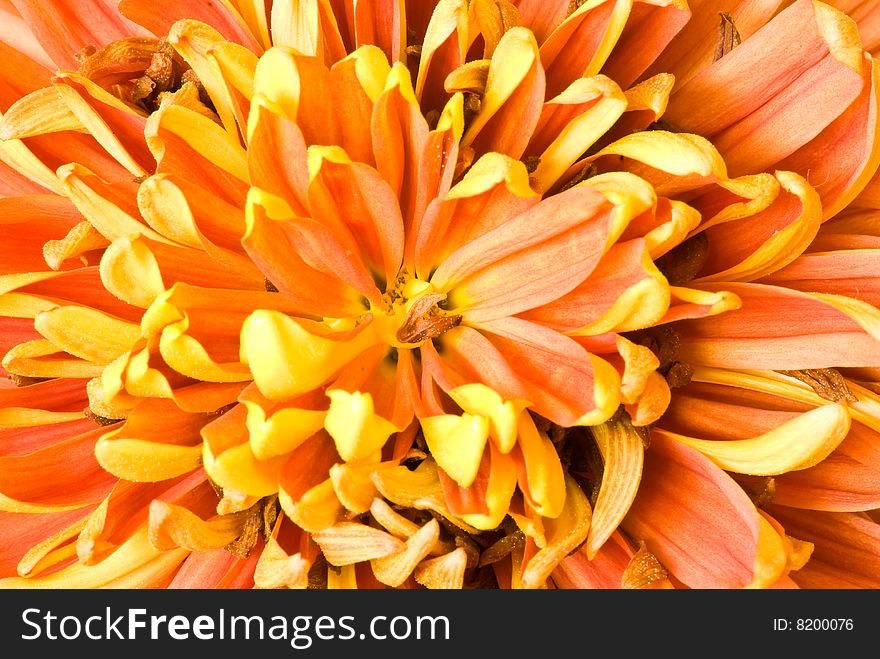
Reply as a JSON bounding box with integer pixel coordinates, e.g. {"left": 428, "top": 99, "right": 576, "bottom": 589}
{"left": 656, "top": 403, "right": 851, "bottom": 476}
{"left": 324, "top": 389, "right": 397, "bottom": 463}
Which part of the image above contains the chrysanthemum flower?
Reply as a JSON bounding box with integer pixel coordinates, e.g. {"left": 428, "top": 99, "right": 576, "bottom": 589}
{"left": 0, "top": 0, "right": 879, "bottom": 590}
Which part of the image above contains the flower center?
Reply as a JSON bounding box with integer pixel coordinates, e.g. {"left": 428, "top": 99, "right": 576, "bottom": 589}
{"left": 371, "top": 276, "right": 462, "bottom": 348}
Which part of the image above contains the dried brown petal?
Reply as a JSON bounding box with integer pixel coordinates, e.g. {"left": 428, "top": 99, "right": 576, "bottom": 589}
{"left": 414, "top": 548, "right": 469, "bottom": 589}
{"left": 622, "top": 542, "right": 672, "bottom": 589}
{"left": 312, "top": 522, "right": 406, "bottom": 566}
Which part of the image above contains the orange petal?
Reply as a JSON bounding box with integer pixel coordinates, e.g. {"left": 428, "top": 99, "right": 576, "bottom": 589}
{"left": 521, "top": 238, "right": 668, "bottom": 333}
{"left": 372, "top": 62, "right": 429, "bottom": 231}
{"left": 353, "top": 0, "right": 406, "bottom": 63}
{"left": 765, "top": 505, "right": 880, "bottom": 588}
{"left": 11, "top": 0, "right": 149, "bottom": 70}
{"left": 442, "top": 321, "right": 620, "bottom": 426}
{"left": 0, "top": 424, "right": 117, "bottom": 512}
{"left": 598, "top": 0, "right": 690, "bottom": 89}
{"left": 244, "top": 192, "right": 367, "bottom": 318}
{"left": 462, "top": 26, "right": 545, "bottom": 158}
{"left": 307, "top": 148, "right": 404, "bottom": 286}
{"left": 622, "top": 433, "right": 762, "bottom": 588}
{"left": 415, "top": 0, "right": 470, "bottom": 113}
{"left": 551, "top": 530, "right": 634, "bottom": 588}
{"left": 433, "top": 184, "right": 613, "bottom": 320}
{"left": 664, "top": 0, "right": 864, "bottom": 177}
{"left": 538, "top": 0, "right": 633, "bottom": 98}
{"left": 760, "top": 248, "right": 880, "bottom": 309}
{"left": 775, "top": 57, "right": 880, "bottom": 219}
{"left": 773, "top": 420, "right": 880, "bottom": 511}
{"left": 120, "top": 0, "right": 263, "bottom": 52}
{"left": 675, "top": 282, "right": 880, "bottom": 369}
{"left": 413, "top": 152, "right": 537, "bottom": 278}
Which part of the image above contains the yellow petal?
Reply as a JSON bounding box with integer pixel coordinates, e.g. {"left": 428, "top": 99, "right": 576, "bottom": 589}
{"left": 279, "top": 478, "right": 343, "bottom": 532}
{"left": 34, "top": 305, "right": 141, "bottom": 365}
{"left": 0, "top": 407, "right": 83, "bottom": 427}
{"left": 747, "top": 513, "right": 788, "bottom": 589}
{"left": 0, "top": 293, "right": 58, "bottom": 318}
{"left": 520, "top": 475, "right": 592, "bottom": 589}
{"left": 657, "top": 403, "right": 851, "bottom": 475}
{"left": 99, "top": 236, "right": 166, "bottom": 309}
{"left": 52, "top": 75, "right": 149, "bottom": 176}
{"left": 371, "top": 460, "right": 479, "bottom": 533}
{"left": 203, "top": 440, "right": 286, "bottom": 498}
{"left": 43, "top": 221, "right": 109, "bottom": 271}
{"left": 597, "top": 130, "right": 727, "bottom": 179}
{"left": 532, "top": 75, "right": 627, "bottom": 193}
{"left": 574, "top": 354, "right": 623, "bottom": 426}
{"left": 585, "top": 415, "right": 644, "bottom": 558}
{"left": 446, "top": 383, "right": 526, "bottom": 453}
{"left": 579, "top": 171, "right": 657, "bottom": 251}
{"left": 167, "top": 19, "right": 239, "bottom": 135}
{"left": 644, "top": 200, "right": 701, "bottom": 258}
{"left": 329, "top": 463, "right": 379, "bottom": 514}
{"left": 95, "top": 436, "right": 202, "bottom": 482}
{"left": 0, "top": 125, "right": 64, "bottom": 194}
{"left": 58, "top": 164, "right": 167, "bottom": 243}
{"left": 324, "top": 390, "right": 397, "bottom": 463}
{"left": 2, "top": 339, "right": 104, "bottom": 379}
{"left": 0, "top": 525, "right": 186, "bottom": 589}
{"left": 160, "top": 316, "right": 252, "bottom": 383}
{"left": 327, "top": 563, "right": 358, "bottom": 589}
{"left": 148, "top": 500, "right": 247, "bottom": 551}
{"left": 458, "top": 444, "right": 518, "bottom": 531}
{"left": 811, "top": 292, "right": 880, "bottom": 342}
{"left": 446, "top": 151, "right": 538, "bottom": 201}
{"left": 241, "top": 310, "right": 378, "bottom": 399}
{"left": 516, "top": 414, "right": 566, "bottom": 518}
{"left": 243, "top": 399, "right": 326, "bottom": 460}
{"left": 421, "top": 413, "right": 489, "bottom": 488}
{"left": 695, "top": 171, "right": 822, "bottom": 283}
{"left": 146, "top": 103, "right": 248, "bottom": 182}
{"left": 0, "top": 87, "right": 84, "bottom": 140}
{"left": 136, "top": 174, "right": 202, "bottom": 247}
{"left": 270, "top": 0, "right": 321, "bottom": 55}
{"left": 17, "top": 516, "right": 88, "bottom": 577}
{"left": 575, "top": 253, "right": 670, "bottom": 335}
{"left": 462, "top": 26, "right": 538, "bottom": 147}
